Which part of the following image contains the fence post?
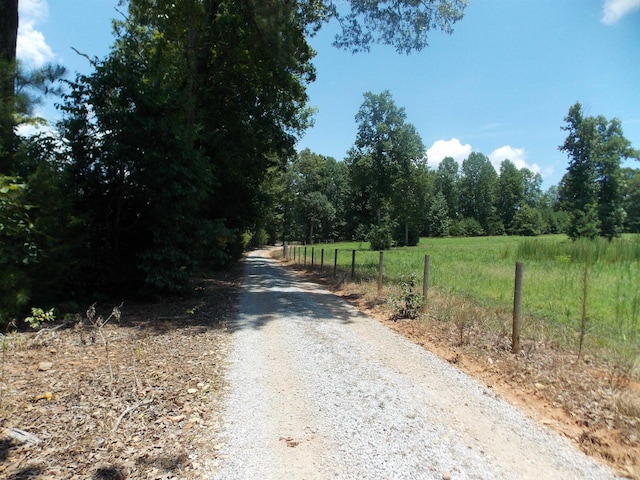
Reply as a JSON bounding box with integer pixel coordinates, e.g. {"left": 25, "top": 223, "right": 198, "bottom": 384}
{"left": 334, "top": 249, "right": 338, "bottom": 277}
{"left": 378, "top": 251, "right": 384, "bottom": 293}
{"left": 304, "top": 246, "right": 307, "bottom": 267}
{"left": 311, "top": 247, "right": 315, "bottom": 270}
{"left": 320, "top": 249, "right": 324, "bottom": 273}
{"left": 422, "top": 255, "right": 431, "bottom": 313}
{"left": 512, "top": 262, "right": 524, "bottom": 354}
{"left": 351, "top": 250, "right": 356, "bottom": 280}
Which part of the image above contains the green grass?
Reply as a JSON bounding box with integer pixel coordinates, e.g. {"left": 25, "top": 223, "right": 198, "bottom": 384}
{"left": 287, "top": 235, "right": 640, "bottom": 348}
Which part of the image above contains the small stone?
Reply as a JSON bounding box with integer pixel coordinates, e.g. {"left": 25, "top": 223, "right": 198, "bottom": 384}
{"left": 38, "top": 361, "right": 53, "bottom": 371}
{"left": 187, "top": 388, "right": 198, "bottom": 394}
{"left": 443, "top": 472, "right": 452, "bottom": 480}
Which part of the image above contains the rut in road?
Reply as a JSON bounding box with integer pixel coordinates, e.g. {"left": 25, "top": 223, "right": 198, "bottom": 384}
{"left": 210, "top": 250, "right": 619, "bottom": 480}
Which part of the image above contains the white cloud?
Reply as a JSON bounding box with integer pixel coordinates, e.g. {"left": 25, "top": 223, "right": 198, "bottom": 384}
{"left": 602, "top": 0, "right": 640, "bottom": 25}
{"left": 426, "top": 138, "right": 473, "bottom": 168}
{"left": 17, "top": 0, "right": 56, "bottom": 67}
{"left": 488, "top": 145, "right": 541, "bottom": 175}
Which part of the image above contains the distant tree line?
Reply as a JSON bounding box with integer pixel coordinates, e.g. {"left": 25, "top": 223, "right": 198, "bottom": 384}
{"left": 261, "top": 96, "right": 639, "bottom": 248}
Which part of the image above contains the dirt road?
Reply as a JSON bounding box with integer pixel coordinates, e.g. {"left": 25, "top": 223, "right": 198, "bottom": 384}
{"left": 208, "top": 250, "right": 619, "bottom": 479}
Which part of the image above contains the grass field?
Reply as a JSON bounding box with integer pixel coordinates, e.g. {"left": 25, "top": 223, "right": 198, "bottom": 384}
{"left": 285, "top": 235, "right": 640, "bottom": 349}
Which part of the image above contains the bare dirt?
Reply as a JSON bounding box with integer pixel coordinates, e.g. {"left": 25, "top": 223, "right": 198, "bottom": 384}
{"left": 1, "top": 251, "right": 638, "bottom": 479}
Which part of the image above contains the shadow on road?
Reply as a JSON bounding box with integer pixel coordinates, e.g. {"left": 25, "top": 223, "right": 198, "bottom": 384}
{"left": 228, "top": 253, "right": 357, "bottom": 332}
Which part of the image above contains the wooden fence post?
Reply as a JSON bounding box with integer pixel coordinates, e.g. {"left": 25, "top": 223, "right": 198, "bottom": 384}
{"left": 334, "top": 249, "right": 338, "bottom": 277}
{"left": 512, "top": 262, "right": 524, "bottom": 354}
{"left": 311, "top": 247, "right": 315, "bottom": 270}
{"left": 304, "top": 247, "right": 307, "bottom": 267}
{"left": 320, "top": 249, "right": 324, "bottom": 273}
{"left": 378, "top": 251, "right": 384, "bottom": 293}
{"left": 422, "top": 254, "right": 431, "bottom": 313}
{"left": 351, "top": 250, "right": 356, "bottom": 280}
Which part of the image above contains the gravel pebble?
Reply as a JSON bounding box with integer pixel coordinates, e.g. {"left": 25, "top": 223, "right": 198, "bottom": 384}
{"left": 208, "top": 251, "right": 621, "bottom": 480}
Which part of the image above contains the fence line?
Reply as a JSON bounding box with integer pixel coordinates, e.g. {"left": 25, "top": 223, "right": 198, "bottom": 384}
{"left": 279, "top": 244, "right": 639, "bottom": 349}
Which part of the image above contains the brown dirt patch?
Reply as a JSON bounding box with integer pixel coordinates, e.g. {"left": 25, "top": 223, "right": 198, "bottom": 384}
{"left": 0, "top": 264, "right": 242, "bottom": 480}
{"left": 280, "top": 257, "right": 640, "bottom": 479}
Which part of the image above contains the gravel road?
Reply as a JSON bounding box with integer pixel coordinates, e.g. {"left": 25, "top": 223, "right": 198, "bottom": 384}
{"left": 208, "top": 250, "right": 620, "bottom": 479}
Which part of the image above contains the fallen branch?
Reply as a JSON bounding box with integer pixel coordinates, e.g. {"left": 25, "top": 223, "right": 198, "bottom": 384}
{"left": 5, "top": 427, "right": 42, "bottom": 445}
{"left": 111, "top": 393, "right": 155, "bottom": 434}
{"left": 34, "top": 322, "right": 70, "bottom": 341}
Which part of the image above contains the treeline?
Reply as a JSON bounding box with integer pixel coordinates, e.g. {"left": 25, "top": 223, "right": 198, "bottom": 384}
{"left": 0, "top": 0, "right": 467, "bottom": 324}
{"left": 258, "top": 95, "right": 639, "bottom": 248}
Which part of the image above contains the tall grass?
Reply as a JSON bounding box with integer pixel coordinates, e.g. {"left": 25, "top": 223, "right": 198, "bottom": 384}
{"left": 517, "top": 235, "right": 640, "bottom": 263}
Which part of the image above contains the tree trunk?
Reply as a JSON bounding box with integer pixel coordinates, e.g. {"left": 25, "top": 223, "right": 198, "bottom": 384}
{"left": 405, "top": 217, "right": 409, "bottom": 246}
{"left": 0, "top": 0, "right": 18, "bottom": 174}
{"left": 0, "top": 0, "right": 18, "bottom": 62}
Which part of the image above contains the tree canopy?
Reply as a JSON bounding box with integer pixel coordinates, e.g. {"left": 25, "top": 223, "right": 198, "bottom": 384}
{"left": 559, "top": 102, "right": 639, "bottom": 240}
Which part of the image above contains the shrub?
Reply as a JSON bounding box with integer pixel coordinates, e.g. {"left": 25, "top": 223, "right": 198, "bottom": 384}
{"left": 367, "top": 224, "right": 394, "bottom": 250}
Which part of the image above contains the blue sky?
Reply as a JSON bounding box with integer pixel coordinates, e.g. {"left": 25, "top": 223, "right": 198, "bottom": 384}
{"left": 18, "top": 0, "right": 640, "bottom": 189}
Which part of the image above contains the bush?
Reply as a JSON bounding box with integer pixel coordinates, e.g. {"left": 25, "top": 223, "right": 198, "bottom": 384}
{"left": 0, "top": 177, "right": 37, "bottom": 326}
{"left": 389, "top": 273, "right": 423, "bottom": 320}
{"left": 450, "top": 217, "right": 484, "bottom": 237}
{"left": 367, "top": 224, "right": 394, "bottom": 250}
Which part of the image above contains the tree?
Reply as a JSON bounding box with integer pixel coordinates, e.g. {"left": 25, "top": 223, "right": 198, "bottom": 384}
{"left": 595, "top": 118, "right": 631, "bottom": 240}
{"left": 495, "top": 159, "right": 524, "bottom": 233}
{"left": 330, "top": 0, "right": 467, "bottom": 54}
{"left": 390, "top": 123, "right": 428, "bottom": 246}
{"left": 539, "top": 185, "right": 568, "bottom": 234}
{"left": 621, "top": 168, "right": 640, "bottom": 233}
{"left": 346, "top": 90, "right": 426, "bottom": 246}
{"left": 459, "top": 152, "right": 498, "bottom": 235}
{"left": 510, "top": 205, "right": 542, "bottom": 236}
{"left": 521, "top": 168, "right": 542, "bottom": 208}
{"left": 559, "top": 102, "right": 638, "bottom": 240}
{"left": 425, "top": 191, "right": 450, "bottom": 237}
{"left": 434, "top": 156, "right": 459, "bottom": 219}
{"left": 287, "top": 149, "right": 343, "bottom": 243}
{"left": 0, "top": 0, "right": 19, "bottom": 174}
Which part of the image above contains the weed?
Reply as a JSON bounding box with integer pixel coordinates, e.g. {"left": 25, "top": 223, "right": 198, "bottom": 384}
{"left": 24, "top": 307, "right": 55, "bottom": 329}
{"left": 389, "top": 273, "right": 423, "bottom": 320}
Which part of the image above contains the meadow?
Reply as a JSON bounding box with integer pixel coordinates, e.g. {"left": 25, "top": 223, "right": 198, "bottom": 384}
{"left": 286, "top": 235, "right": 640, "bottom": 350}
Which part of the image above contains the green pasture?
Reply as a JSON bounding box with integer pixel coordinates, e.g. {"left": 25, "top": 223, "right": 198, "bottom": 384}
{"left": 287, "top": 235, "right": 640, "bottom": 347}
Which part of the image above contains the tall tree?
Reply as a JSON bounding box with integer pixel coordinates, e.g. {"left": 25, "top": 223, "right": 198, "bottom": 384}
{"left": 434, "top": 156, "right": 459, "bottom": 219}
{"left": 559, "top": 102, "right": 638, "bottom": 240}
{"left": 459, "top": 152, "right": 498, "bottom": 234}
{"left": 521, "top": 167, "right": 543, "bottom": 208}
{"left": 425, "top": 191, "right": 450, "bottom": 237}
{"left": 0, "top": 0, "right": 19, "bottom": 174}
{"left": 346, "top": 90, "right": 426, "bottom": 246}
{"left": 621, "top": 168, "right": 640, "bottom": 233}
{"left": 495, "top": 159, "right": 524, "bottom": 233}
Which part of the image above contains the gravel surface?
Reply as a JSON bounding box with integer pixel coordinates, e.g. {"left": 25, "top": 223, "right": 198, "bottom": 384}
{"left": 208, "top": 250, "right": 620, "bottom": 479}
